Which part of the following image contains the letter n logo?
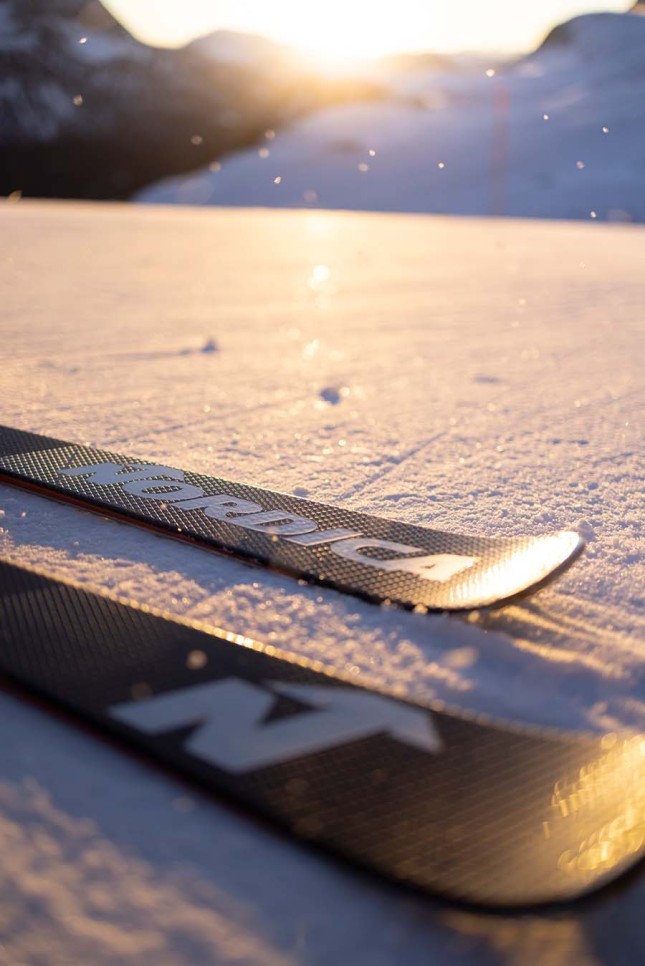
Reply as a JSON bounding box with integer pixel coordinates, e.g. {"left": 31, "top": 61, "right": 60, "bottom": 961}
{"left": 110, "top": 678, "right": 442, "bottom": 772}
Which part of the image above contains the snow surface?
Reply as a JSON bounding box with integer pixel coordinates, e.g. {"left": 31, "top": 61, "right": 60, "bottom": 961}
{"left": 139, "top": 11, "right": 645, "bottom": 224}
{"left": 0, "top": 199, "right": 643, "bottom": 963}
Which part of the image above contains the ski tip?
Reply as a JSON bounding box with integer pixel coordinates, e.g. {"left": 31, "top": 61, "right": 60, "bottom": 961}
{"left": 451, "top": 528, "right": 586, "bottom": 611}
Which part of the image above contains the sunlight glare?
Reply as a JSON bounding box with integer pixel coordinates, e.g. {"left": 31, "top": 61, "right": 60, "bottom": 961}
{"left": 104, "top": 0, "right": 633, "bottom": 59}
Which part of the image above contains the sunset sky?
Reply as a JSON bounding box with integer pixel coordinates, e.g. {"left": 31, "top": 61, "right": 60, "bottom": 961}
{"left": 104, "top": 0, "right": 631, "bottom": 58}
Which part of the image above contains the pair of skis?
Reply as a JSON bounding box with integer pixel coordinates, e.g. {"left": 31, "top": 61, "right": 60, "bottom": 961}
{"left": 1, "top": 425, "right": 643, "bottom": 907}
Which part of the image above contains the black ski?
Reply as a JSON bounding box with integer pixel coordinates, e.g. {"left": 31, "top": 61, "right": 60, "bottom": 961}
{"left": 1, "top": 557, "right": 643, "bottom": 907}
{"left": 0, "top": 425, "right": 584, "bottom": 611}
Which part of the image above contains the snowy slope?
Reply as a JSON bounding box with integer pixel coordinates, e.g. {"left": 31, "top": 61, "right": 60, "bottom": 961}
{"left": 139, "top": 10, "right": 645, "bottom": 223}
{"left": 0, "top": 200, "right": 644, "bottom": 963}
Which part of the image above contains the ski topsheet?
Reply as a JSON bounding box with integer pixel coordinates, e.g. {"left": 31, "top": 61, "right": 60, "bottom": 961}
{"left": 1, "top": 557, "right": 643, "bottom": 907}
{"left": 0, "top": 426, "right": 583, "bottom": 611}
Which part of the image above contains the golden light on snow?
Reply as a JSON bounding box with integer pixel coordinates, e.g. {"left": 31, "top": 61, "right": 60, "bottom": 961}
{"left": 311, "top": 264, "right": 331, "bottom": 283}
{"left": 308, "top": 264, "right": 334, "bottom": 294}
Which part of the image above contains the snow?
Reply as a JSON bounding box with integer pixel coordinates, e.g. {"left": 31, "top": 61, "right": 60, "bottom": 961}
{"left": 139, "top": 11, "right": 645, "bottom": 224}
{"left": 1, "top": 199, "right": 644, "bottom": 962}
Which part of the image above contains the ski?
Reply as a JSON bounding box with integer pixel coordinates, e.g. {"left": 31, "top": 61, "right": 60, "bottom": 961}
{"left": 0, "top": 425, "right": 584, "bottom": 611}
{"left": 1, "top": 557, "right": 643, "bottom": 907}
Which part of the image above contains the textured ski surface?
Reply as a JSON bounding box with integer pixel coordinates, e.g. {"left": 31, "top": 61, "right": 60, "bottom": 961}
{"left": 0, "top": 426, "right": 583, "bottom": 611}
{"left": 1, "top": 558, "right": 643, "bottom": 907}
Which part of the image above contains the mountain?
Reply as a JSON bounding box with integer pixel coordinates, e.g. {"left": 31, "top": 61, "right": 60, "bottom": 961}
{"left": 138, "top": 9, "right": 645, "bottom": 224}
{"left": 0, "top": 2, "right": 379, "bottom": 200}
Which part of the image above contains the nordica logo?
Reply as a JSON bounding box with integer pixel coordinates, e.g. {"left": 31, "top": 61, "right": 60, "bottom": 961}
{"left": 60, "top": 461, "right": 476, "bottom": 583}
{"left": 110, "top": 678, "right": 442, "bottom": 773}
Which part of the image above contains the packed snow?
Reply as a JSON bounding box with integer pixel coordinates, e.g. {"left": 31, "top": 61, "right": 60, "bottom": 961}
{"left": 0, "top": 200, "right": 643, "bottom": 963}
{"left": 139, "top": 11, "right": 645, "bottom": 224}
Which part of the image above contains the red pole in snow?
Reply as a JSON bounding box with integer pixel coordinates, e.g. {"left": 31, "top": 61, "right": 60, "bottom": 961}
{"left": 491, "top": 80, "right": 511, "bottom": 217}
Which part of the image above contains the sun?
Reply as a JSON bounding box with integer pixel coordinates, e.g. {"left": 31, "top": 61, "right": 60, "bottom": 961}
{"left": 105, "top": 0, "right": 441, "bottom": 61}
{"left": 255, "top": 1, "right": 437, "bottom": 63}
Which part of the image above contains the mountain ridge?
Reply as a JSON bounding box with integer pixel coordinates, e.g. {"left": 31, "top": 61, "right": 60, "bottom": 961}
{"left": 138, "top": 9, "right": 645, "bottom": 224}
{"left": 0, "top": 1, "right": 379, "bottom": 199}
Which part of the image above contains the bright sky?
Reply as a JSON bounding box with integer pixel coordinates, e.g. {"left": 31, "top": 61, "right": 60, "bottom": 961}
{"left": 104, "top": 0, "right": 632, "bottom": 59}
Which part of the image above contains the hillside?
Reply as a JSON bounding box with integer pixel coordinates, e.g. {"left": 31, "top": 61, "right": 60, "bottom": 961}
{"left": 139, "top": 10, "right": 645, "bottom": 223}
{"left": 0, "top": 1, "right": 378, "bottom": 199}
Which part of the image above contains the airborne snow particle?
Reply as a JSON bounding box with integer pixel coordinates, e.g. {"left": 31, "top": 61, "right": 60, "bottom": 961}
{"left": 576, "top": 161, "right": 585, "bottom": 169}
{"left": 209, "top": 161, "right": 221, "bottom": 173}
{"left": 273, "top": 176, "right": 282, "bottom": 184}
{"left": 191, "top": 135, "right": 203, "bottom": 145}
{"left": 485, "top": 68, "right": 496, "bottom": 77}
{"left": 258, "top": 147, "right": 270, "bottom": 158}
{"left": 602, "top": 126, "right": 609, "bottom": 134}
{"left": 73, "top": 95, "right": 83, "bottom": 106}
{"left": 265, "top": 129, "right": 276, "bottom": 140}
{"left": 187, "top": 650, "right": 208, "bottom": 670}
{"left": 590, "top": 210, "right": 598, "bottom": 219}
{"left": 368, "top": 149, "right": 376, "bottom": 157}
{"left": 543, "top": 113, "right": 550, "bottom": 120}
{"left": 358, "top": 162, "right": 369, "bottom": 172}
{"left": 79, "top": 36, "right": 87, "bottom": 44}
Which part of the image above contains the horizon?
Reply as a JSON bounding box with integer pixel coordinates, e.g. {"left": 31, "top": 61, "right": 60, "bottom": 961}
{"left": 103, "top": 0, "right": 632, "bottom": 59}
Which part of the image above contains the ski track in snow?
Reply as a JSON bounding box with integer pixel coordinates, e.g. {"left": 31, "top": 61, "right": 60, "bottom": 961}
{"left": 0, "top": 200, "right": 643, "bottom": 965}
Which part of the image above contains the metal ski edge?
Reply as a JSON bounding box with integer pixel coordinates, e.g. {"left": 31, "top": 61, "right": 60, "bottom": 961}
{"left": 0, "top": 424, "right": 586, "bottom": 612}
